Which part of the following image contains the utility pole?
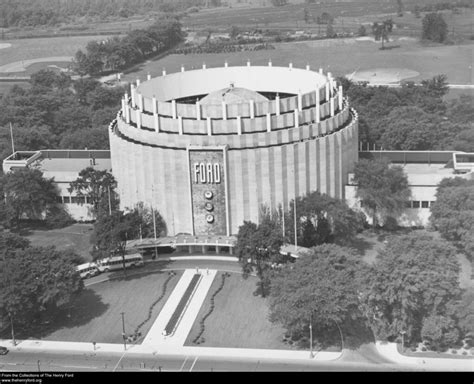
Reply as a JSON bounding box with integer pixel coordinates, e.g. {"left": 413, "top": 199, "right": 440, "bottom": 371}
{"left": 121, "top": 312, "right": 127, "bottom": 350}
{"left": 151, "top": 185, "right": 158, "bottom": 259}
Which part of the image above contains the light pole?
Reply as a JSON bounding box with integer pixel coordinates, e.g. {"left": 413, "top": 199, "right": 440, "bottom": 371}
{"left": 121, "top": 312, "right": 127, "bottom": 351}
{"left": 309, "top": 311, "right": 313, "bottom": 358}
{"left": 400, "top": 330, "right": 406, "bottom": 353}
{"left": 9, "top": 312, "right": 15, "bottom": 346}
{"left": 333, "top": 320, "right": 344, "bottom": 352}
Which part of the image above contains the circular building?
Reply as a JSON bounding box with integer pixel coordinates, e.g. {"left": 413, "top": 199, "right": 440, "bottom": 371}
{"left": 109, "top": 63, "right": 359, "bottom": 237}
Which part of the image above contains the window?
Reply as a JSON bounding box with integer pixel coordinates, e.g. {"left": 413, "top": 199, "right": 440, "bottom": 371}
{"left": 63, "top": 196, "right": 71, "bottom": 204}
{"left": 71, "top": 196, "right": 85, "bottom": 204}
{"left": 56, "top": 196, "right": 63, "bottom": 204}
{"left": 412, "top": 201, "right": 420, "bottom": 209}
{"left": 421, "top": 201, "right": 429, "bottom": 209}
{"left": 430, "top": 201, "right": 436, "bottom": 207}
{"left": 405, "top": 201, "right": 411, "bottom": 209}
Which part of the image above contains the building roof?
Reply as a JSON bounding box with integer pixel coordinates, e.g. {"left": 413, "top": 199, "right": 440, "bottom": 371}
{"left": 200, "top": 86, "right": 268, "bottom": 105}
{"left": 3, "top": 150, "right": 111, "bottom": 182}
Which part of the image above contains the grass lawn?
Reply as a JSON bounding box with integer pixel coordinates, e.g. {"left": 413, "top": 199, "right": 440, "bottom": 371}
{"left": 124, "top": 38, "right": 473, "bottom": 86}
{"left": 39, "top": 269, "right": 183, "bottom": 344}
{"left": 25, "top": 223, "right": 94, "bottom": 262}
{"left": 184, "top": 272, "right": 293, "bottom": 350}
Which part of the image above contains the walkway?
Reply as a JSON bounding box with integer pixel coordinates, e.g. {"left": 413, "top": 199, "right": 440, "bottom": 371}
{"left": 142, "top": 269, "right": 217, "bottom": 347}
{"left": 375, "top": 341, "right": 473, "bottom": 371}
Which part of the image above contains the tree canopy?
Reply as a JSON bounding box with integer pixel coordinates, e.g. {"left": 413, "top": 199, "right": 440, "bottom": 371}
{"left": 236, "top": 207, "right": 285, "bottom": 297}
{"left": 90, "top": 204, "right": 166, "bottom": 260}
{"left": 0, "top": 231, "right": 83, "bottom": 329}
{"left": 360, "top": 233, "right": 461, "bottom": 345}
{"left": 430, "top": 177, "right": 474, "bottom": 258}
{"left": 0, "top": 69, "right": 125, "bottom": 161}
{"left": 69, "top": 167, "right": 118, "bottom": 218}
{"left": 0, "top": 167, "right": 61, "bottom": 228}
{"left": 268, "top": 244, "right": 367, "bottom": 347}
{"left": 73, "top": 17, "right": 184, "bottom": 76}
{"left": 352, "top": 158, "right": 411, "bottom": 228}
{"left": 288, "top": 191, "right": 364, "bottom": 247}
{"left": 371, "top": 19, "right": 393, "bottom": 49}
{"left": 422, "top": 12, "right": 448, "bottom": 43}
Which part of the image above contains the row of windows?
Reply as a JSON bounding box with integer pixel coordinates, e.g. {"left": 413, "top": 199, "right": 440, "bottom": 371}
{"left": 405, "top": 201, "right": 435, "bottom": 209}
{"left": 362, "top": 200, "right": 435, "bottom": 209}
{"left": 56, "top": 196, "right": 88, "bottom": 204}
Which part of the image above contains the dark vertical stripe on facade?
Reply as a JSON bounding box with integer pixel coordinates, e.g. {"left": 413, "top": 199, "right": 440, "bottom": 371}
{"left": 281, "top": 145, "right": 288, "bottom": 210}
{"left": 269, "top": 146, "right": 276, "bottom": 210}
{"left": 241, "top": 150, "right": 250, "bottom": 221}
{"left": 326, "top": 136, "right": 331, "bottom": 196}
{"left": 316, "top": 139, "right": 321, "bottom": 192}
{"left": 305, "top": 141, "right": 310, "bottom": 194}
{"left": 293, "top": 143, "right": 299, "bottom": 198}
{"left": 255, "top": 148, "right": 263, "bottom": 214}
{"left": 334, "top": 133, "right": 340, "bottom": 199}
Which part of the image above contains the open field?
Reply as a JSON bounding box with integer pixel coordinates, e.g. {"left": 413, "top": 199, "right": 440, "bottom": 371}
{"left": 40, "top": 270, "right": 182, "bottom": 344}
{"left": 124, "top": 37, "right": 473, "bottom": 86}
{"left": 0, "top": 35, "right": 109, "bottom": 73}
{"left": 184, "top": 272, "right": 295, "bottom": 350}
{"left": 25, "top": 223, "right": 94, "bottom": 261}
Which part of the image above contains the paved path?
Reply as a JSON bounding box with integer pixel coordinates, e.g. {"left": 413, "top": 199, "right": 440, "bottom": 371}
{"left": 375, "top": 341, "right": 473, "bottom": 372}
{"left": 142, "top": 269, "right": 217, "bottom": 347}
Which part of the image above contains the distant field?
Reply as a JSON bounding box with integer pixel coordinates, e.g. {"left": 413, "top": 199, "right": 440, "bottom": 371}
{"left": 124, "top": 37, "right": 474, "bottom": 85}
{"left": 0, "top": 35, "right": 109, "bottom": 73}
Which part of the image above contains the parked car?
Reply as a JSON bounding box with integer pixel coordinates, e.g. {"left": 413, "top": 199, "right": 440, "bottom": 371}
{"left": 0, "top": 346, "right": 9, "bottom": 355}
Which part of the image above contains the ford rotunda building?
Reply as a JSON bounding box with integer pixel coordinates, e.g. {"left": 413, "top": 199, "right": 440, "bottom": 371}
{"left": 109, "top": 62, "right": 359, "bottom": 238}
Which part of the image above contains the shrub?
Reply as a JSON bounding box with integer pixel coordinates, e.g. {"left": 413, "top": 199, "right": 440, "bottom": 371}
{"left": 462, "top": 351, "right": 467, "bottom": 355}
{"left": 421, "top": 347, "right": 427, "bottom": 352}
{"left": 451, "top": 349, "right": 457, "bottom": 354}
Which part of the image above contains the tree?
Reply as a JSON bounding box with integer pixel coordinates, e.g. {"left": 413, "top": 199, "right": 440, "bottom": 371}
{"left": 30, "top": 69, "right": 71, "bottom": 90}
{"left": 420, "top": 74, "right": 449, "bottom": 98}
{"left": 69, "top": 167, "right": 117, "bottom": 218}
{"left": 0, "top": 234, "right": 83, "bottom": 330}
{"left": 236, "top": 207, "right": 285, "bottom": 298}
{"left": 358, "top": 25, "right": 367, "bottom": 37}
{"left": 422, "top": 12, "right": 448, "bottom": 43}
{"left": 430, "top": 178, "right": 474, "bottom": 255}
{"left": 0, "top": 168, "right": 60, "bottom": 228}
{"left": 455, "top": 290, "right": 474, "bottom": 344}
{"left": 326, "top": 21, "right": 336, "bottom": 38}
{"left": 421, "top": 314, "right": 460, "bottom": 350}
{"left": 268, "top": 244, "right": 367, "bottom": 347}
{"left": 288, "top": 191, "right": 364, "bottom": 247}
{"left": 360, "top": 233, "right": 461, "bottom": 344}
{"left": 270, "top": 0, "right": 288, "bottom": 6}
{"left": 379, "top": 106, "right": 443, "bottom": 150}
{"left": 372, "top": 19, "right": 393, "bottom": 49}
{"left": 353, "top": 158, "right": 411, "bottom": 228}
{"left": 396, "top": 0, "right": 404, "bottom": 17}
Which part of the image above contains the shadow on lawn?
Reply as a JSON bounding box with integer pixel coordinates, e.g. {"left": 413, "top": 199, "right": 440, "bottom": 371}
{"left": 6, "top": 289, "right": 109, "bottom": 340}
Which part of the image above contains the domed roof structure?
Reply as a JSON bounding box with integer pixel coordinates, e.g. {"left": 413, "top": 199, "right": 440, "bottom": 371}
{"left": 200, "top": 85, "right": 268, "bottom": 105}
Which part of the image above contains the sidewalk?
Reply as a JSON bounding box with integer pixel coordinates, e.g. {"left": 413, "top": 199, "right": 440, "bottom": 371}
{"left": 142, "top": 269, "right": 217, "bottom": 346}
{"left": 375, "top": 341, "right": 473, "bottom": 372}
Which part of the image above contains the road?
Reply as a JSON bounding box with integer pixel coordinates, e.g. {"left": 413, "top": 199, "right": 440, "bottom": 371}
{"left": 0, "top": 348, "right": 416, "bottom": 372}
